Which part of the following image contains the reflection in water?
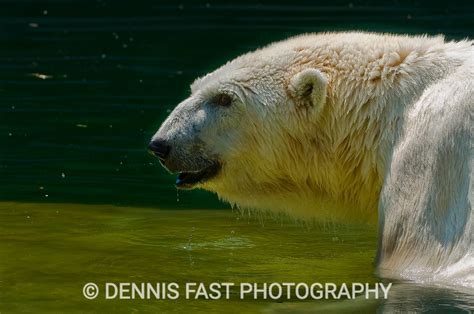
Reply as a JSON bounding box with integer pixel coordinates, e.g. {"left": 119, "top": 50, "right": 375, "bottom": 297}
{"left": 268, "top": 284, "right": 474, "bottom": 313}
{"left": 380, "top": 283, "right": 474, "bottom": 312}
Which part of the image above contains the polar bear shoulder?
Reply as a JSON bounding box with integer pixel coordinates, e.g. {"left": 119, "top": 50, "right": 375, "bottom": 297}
{"left": 378, "top": 59, "right": 474, "bottom": 287}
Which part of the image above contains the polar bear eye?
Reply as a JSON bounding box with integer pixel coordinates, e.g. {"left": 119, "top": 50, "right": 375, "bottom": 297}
{"left": 212, "top": 93, "right": 233, "bottom": 107}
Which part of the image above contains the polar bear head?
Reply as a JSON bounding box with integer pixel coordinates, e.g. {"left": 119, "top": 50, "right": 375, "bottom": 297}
{"left": 150, "top": 33, "right": 438, "bottom": 218}
{"left": 149, "top": 44, "right": 330, "bottom": 208}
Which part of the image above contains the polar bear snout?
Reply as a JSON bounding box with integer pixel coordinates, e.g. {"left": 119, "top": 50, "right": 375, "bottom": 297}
{"left": 149, "top": 136, "right": 222, "bottom": 189}
{"left": 149, "top": 100, "right": 224, "bottom": 189}
{"left": 148, "top": 138, "right": 171, "bottom": 163}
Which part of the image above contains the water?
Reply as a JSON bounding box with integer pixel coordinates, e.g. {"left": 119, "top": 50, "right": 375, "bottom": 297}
{"left": 0, "top": 1, "right": 473, "bottom": 312}
{"left": 1, "top": 0, "right": 473, "bottom": 208}
{"left": 1, "top": 202, "right": 473, "bottom": 312}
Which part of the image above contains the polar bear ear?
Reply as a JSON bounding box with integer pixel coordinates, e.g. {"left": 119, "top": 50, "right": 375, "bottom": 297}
{"left": 289, "top": 68, "right": 328, "bottom": 110}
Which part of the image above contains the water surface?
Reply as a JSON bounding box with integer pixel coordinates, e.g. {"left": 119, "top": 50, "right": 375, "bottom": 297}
{"left": 1, "top": 202, "right": 473, "bottom": 312}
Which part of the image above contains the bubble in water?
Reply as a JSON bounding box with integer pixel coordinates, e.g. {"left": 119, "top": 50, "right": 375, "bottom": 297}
{"left": 176, "top": 189, "right": 180, "bottom": 202}
{"left": 61, "top": 172, "right": 66, "bottom": 178}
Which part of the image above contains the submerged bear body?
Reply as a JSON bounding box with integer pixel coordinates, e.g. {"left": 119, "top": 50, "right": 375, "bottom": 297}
{"left": 150, "top": 32, "right": 473, "bottom": 287}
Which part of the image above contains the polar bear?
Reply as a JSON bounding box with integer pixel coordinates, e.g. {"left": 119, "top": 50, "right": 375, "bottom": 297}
{"left": 149, "top": 32, "right": 473, "bottom": 287}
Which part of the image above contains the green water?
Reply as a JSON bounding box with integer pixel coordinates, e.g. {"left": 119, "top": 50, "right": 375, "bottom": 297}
{"left": 1, "top": 1, "right": 473, "bottom": 312}
{"left": 0, "top": 202, "right": 377, "bottom": 312}
{"left": 1, "top": 203, "right": 473, "bottom": 313}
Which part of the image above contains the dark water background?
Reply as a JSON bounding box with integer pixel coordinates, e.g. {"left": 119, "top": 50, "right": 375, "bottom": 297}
{"left": 1, "top": 0, "right": 473, "bottom": 209}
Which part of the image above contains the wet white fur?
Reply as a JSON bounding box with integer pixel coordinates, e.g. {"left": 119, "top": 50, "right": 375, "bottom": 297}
{"left": 154, "top": 32, "right": 473, "bottom": 287}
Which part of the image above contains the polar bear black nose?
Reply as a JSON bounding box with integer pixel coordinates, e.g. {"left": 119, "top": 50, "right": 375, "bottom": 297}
{"left": 148, "top": 139, "right": 170, "bottom": 162}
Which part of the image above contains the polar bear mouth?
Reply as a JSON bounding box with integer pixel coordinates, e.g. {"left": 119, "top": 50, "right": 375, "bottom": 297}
{"left": 175, "top": 162, "right": 221, "bottom": 189}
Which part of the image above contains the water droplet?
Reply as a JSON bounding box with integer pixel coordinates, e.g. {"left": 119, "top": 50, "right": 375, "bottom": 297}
{"left": 185, "top": 227, "right": 194, "bottom": 250}
{"left": 29, "top": 73, "right": 52, "bottom": 79}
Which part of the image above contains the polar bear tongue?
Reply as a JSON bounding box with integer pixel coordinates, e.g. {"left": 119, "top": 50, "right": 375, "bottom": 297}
{"left": 176, "top": 172, "right": 200, "bottom": 189}
{"left": 175, "top": 163, "right": 221, "bottom": 189}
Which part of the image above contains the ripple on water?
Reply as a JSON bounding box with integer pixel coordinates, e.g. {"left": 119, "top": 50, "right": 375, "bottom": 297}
{"left": 182, "top": 236, "right": 255, "bottom": 251}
